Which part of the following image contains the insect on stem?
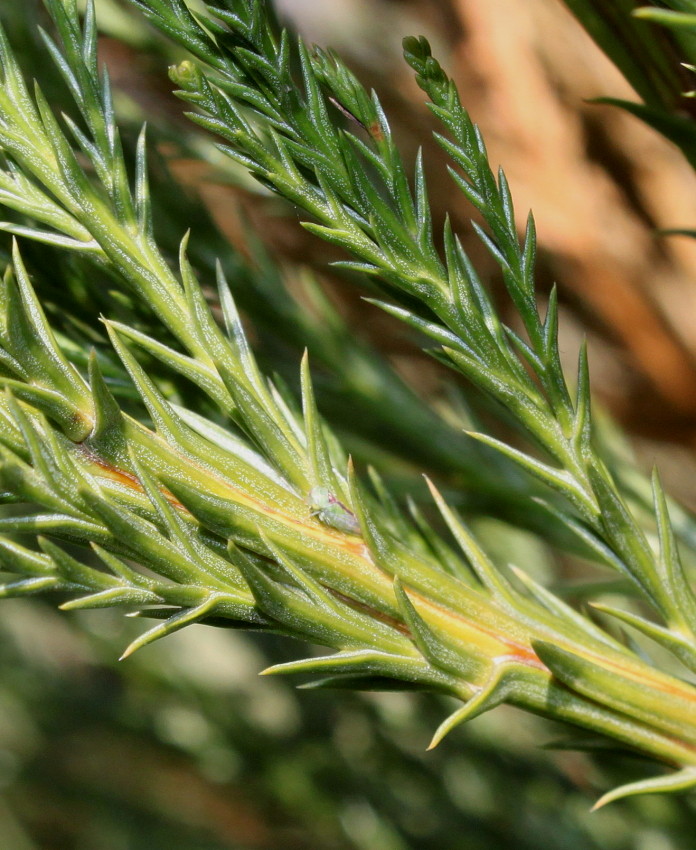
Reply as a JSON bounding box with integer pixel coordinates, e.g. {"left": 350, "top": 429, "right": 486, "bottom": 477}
{"left": 308, "top": 486, "right": 361, "bottom": 535}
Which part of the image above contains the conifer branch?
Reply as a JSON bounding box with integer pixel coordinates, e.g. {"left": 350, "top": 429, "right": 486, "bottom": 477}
{"left": 141, "top": 0, "right": 696, "bottom": 653}
{"left": 0, "top": 0, "right": 693, "bottom": 806}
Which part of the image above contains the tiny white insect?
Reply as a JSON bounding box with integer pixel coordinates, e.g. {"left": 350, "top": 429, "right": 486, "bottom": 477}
{"left": 308, "top": 486, "right": 361, "bottom": 535}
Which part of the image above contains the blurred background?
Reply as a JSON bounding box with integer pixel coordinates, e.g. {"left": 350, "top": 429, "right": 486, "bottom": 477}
{"left": 1, "top": 0, "right": 696, "bottom": 847}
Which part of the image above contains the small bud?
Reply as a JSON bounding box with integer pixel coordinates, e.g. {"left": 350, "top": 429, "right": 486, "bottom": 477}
{"left": 402, "top": 35, "right": 431, "bottom": 63}
{"left": 168, "top": 60, "right": 202, "bottom": 91}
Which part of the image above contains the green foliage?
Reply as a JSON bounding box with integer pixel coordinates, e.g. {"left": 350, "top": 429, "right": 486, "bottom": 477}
{"left": 0, "top": 0, "right": 694, "bottom": 812}
{"left": 561, "top": 0, "right": 686, "bottom": 108}
{"left": 562, "top": 0, "right": 696, "bottom": 166}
